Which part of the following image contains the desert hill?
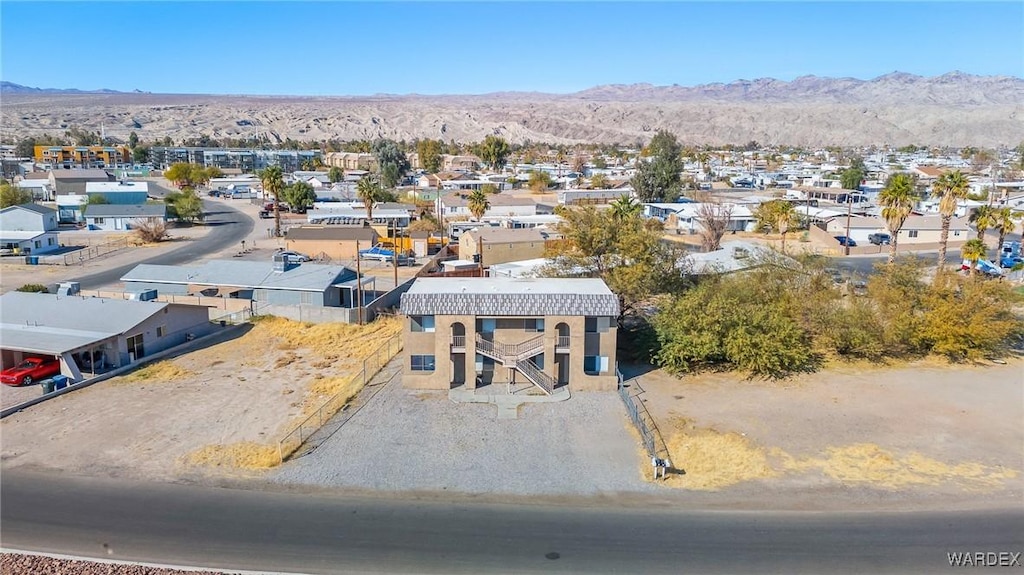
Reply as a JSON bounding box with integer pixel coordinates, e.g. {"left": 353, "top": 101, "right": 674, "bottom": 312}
{"left": 2, "top": 73, "right": 1022, "bottom": 147}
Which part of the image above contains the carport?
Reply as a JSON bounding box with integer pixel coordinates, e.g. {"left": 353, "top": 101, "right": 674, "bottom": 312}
{"left": 0, "top": 326, "right": 119, "bottom": 382}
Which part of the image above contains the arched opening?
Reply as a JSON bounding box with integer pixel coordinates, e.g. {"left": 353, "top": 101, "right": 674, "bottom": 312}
{"left": 555, "top": 322, "right": 570, "bottom": 386}
{"left": 451, "top": 322, "right": 466, "bottom": 388}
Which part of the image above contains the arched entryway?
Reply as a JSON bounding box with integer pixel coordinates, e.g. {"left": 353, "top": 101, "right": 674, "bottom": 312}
{"left": 555, "top": 322, "right": 570, "bottom": 386}
{"left": 451, "top": 322, "right": 466, "bottom": 388}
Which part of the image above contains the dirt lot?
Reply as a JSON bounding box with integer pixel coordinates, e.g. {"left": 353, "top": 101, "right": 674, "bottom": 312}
{"left": 628, "top": 359, "right": 1023, "bottom": 507}
{"left": 0, "top": 316, "right": 400, "bottom": 481}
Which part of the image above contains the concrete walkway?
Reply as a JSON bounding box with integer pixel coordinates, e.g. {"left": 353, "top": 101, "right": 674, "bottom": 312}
{"left": 449, "top": 384, "right": 570, "bottom": 419}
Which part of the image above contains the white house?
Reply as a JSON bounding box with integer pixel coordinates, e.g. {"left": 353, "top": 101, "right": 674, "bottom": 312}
{"left": 0, "top": 203, "right": 60, "bottom": 254}
{"left": 436, "top": 192, "right": 538, "bottom": 219}
{"left": 84, "top": 204, "right": 167, "bottom": 231}
{"left": 17, "top": 179, "right": 53, "bottom": 201}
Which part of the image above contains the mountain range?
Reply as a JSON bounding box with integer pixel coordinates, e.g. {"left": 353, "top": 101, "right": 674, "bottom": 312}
{"left": 2, "top": 72, "right": 1022, "bottom": 147}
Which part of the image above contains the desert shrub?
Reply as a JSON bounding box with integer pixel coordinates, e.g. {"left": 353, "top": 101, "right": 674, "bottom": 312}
{"left": 134, "top": 219, "right": 168, "bottom": 243}
{"left": 15, "top": 284, "right": 48, "bottom": 293}
{"left": 918, "top": 272, "right": 1022, "bottom": 360}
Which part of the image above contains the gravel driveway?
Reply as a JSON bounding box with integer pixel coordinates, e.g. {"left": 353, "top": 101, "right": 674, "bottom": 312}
{"left": 271, "top": 371, "right": 655, "bottom": 497}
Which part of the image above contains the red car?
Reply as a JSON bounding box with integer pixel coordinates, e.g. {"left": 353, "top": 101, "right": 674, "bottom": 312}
{"left": 1, "top": 357, "right": 61, "bottom": 386}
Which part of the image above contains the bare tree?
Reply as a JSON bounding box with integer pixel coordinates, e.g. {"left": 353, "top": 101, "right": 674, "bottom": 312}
{"left": 696, "top": 199, "right": 734, "bottom": 252}
{"left": 133, "top": 219, "right": 168, "bottom": 244}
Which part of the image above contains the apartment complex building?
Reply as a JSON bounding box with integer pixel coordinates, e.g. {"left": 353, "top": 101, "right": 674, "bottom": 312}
{"left": 400, "top": 278, "right": 619, "bottom": 395}
{"left": 34, "top": 146, "right": 130, "bottom": 169}
{"left": 148, "top": 148, "right": 321, "bottom": 172}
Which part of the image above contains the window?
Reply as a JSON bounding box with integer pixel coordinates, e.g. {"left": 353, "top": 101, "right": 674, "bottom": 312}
{"left": 47, "top": 238, "right": 55, "bottom": 245}
{"left": 953, "top": 230, "right": 961, "bottom": 237}
{"left": 411, "top": 315, "right": 435, "bottom": 332}
{"left": 94, "top": 218, "right": 105, "bottom": 224}
{"left": 475, "top": 354, "right": 494, "bottom": 373}
{"left": 34, "top": 240, "right": 41, "bottom": 248}
{"left": 583, "top": 355, "right": 609, "bottom": 375}
{"left": 300, "top": 291, "right": 313, "bottom": 305}
{"left": 477, "top": 318, "right": 496, "bottom": 333}
{"left": 585, "top": 317, "right": 610, "bottom": 333}
{"left": 525, "top": 318, "right": 544, "bottom": 332}
{"left": 410, "top": 355, "right": 435, "bottom": 371}
{"left": 908, "top": 230, "right": 919, "bottom": 238}
{"left": 156, "top": 326, "right": 166, "bottom": 338}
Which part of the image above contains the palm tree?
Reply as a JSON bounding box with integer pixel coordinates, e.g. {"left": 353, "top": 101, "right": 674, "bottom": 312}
{"left": 357, "top": 175, "right": 381, "bottom": 221}
{"left": 878, "top": 173, "right": 917, "bottom": 265}
{"left": 775, "top": 202, "right": 797, "bottom": 254}
{"left": 467, "top": 189, "right": 490, "bottom": 221}
{"left": 993, "top": 207, "right": 1022, "bottom": 259}
{"left": 969, "top": 205, "right": 998, "bottom": 255}
{"left": 931, "top": 169, "right": 969, "bottom": 269}
{"left": 259, "top": 165, "right": 284, "bottom": 238}
{"left": 609, "top": 195, "right": 642, "bottom": 220}
{"left": 961, "top": 238, "right": 987, "bottom": 277}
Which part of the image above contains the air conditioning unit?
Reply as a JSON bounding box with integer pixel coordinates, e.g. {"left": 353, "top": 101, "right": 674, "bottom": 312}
{"left": 56, "top": 282, "right": 80, "bottom": 296}
{"left": 126, "top": 289, "right": 158, "bottom": 301}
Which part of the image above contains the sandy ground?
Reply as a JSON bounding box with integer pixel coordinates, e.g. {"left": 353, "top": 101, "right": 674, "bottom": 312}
{"left": 626, "top": 359, "right": 1024, "bottom": 506}
{"left": 0, "top": 317, "right": 400, "bottom": 482}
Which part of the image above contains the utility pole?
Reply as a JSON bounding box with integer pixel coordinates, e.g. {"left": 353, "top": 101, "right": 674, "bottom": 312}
{"left": 844, "top": 195, "right": 853, "bottom": 257}
{"left": 392, "top": 217, "right": 398, "bottom": 287}
{"left": 478, "top": 236, "right": 484, "bottom": 277}
{"left": 355, "top": 240, "right": 363, "bottom": 326}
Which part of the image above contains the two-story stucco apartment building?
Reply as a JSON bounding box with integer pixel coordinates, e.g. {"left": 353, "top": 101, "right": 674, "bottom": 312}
{"left": 400, "top": 277, "right": 619, "bottom": 395}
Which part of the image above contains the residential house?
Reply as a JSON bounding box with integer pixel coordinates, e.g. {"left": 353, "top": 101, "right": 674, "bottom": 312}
{"left": 84, "top": 204, "right": 167, "bottom": 231}
{"left": 0, "top": 203, "right": 60, "bottom": 255}
{"left": 16, "top": 178, "right": 53, "bottom": 201}
{"left": 897, "top": 215, "right": 971, "bottom": 245}
{"left": 558, "top": 189, "right": 632, "bottom": 206}
{"left": 322, "top": 152, "right": 379, "bottom": 171}
{"left": 0, "top": 291, "right": 215, "bottom": 381}
{"left": 436, "top": 192, "right": 538, "bottom": 219}
{"left": 285, "top": 226, "right": 380, "bottom": 260}
{"left": 85, "top": 181, "right": 150, "bottom": 204}
{"left": 822, "top": 216, "right": 889, "bottom": 244}
{"left": 441, "top": 155, "right": 481, "bottom": 171}
{"left": 122, "top": 259, "right": 371, "bottom": 309}
{"left": 399, "top": 277, "right": 620, "bottom": 394}
{"left": 460, "top": 227, "right": 549, "bottom": 267}
{"left": 49, "top": 169, "right": 114, "bottom": 195}
{"left": 646, "top": 202, "right": 757, "bottom": 234}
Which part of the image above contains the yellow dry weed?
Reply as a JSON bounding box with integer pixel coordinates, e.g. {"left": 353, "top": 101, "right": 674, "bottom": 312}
{"left": 663, "top": 419, "right": 779, "bottom": 491}
{"left": 185, "top": 442, "right": 281, "bottom": 469}
{"left": 118, "top": 361, "right": 195, "bottom": 383}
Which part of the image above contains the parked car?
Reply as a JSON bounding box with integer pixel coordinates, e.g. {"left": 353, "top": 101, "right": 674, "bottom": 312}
{"left": 359, "top": 244, "right": 397, "bottom": 262}
{"left": 868, "top": 233, "right": 891, "bottom": 246}
{"left": 999, "top": 255, "right": 1024, "bottom": 269}
{"left": 961, "top": 259, "right": 1003, "bottom": 277}
{"left": 258, "top": 210, "right": 272, "bottom": 219}
{"left": 834, "top": 236, "right": 857, "bottom": 247}
{"left": 1, "top": 356, "right": 61, "bottom": 386}
{"left": 276, "top": 250, "right": 311, "bottom": 263}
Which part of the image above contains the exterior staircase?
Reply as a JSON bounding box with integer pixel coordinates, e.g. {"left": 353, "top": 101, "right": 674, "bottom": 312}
{"left": 474, "top": 334, "right": 554, "bottom": 395}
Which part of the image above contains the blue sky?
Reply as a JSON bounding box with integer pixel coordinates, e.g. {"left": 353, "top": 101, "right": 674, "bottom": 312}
{"left": 2, "top": 2, "right": 1021, "bottom": 95}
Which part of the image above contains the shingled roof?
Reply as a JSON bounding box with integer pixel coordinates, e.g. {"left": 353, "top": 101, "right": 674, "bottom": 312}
{"left": 401, "top": 277, "right": 619, "bottom": 317}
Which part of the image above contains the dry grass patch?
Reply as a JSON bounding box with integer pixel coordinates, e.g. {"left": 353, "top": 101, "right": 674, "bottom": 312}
{"left": 118, "top": 361, "right": 194, "bottom": 384}
{"left": 255, "top": 315, "right": 401, "bottom": 360}
{"left": 663, "top": 418, "right": 778, "bottom": 491}
{"left": 185, "top": 442, "right": 280, "bottom": 470}
{"left": 776, "top": 443, "right": 1018, "bottom": 490}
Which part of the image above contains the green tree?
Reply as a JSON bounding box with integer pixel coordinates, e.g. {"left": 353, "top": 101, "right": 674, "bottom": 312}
{"left": 590, "top": 173, "right": 610, "bottom": 189}
{"left": 172, "top": 189, "right": 203, "bottom": 222}
{"left": 128, "top": 131, "right": 139, "bottom": 149}
{"left": 480, "top": 183, "right": 499, "bottom": 195}
{"left": 992, "top": 207, "right": 1021, "bottom": 259}
{"left": 408, "top": 216, "right": 441, "bottom": 233}
{"left": 920, "top": 273, "right": 1022, "bottom": 360}
{"left": 476, "top": 135, "right": 511, "bottom": 172}
{"left": 542, "top": 206, "right": 685, "bottom": 319}
{"left": 132, "top": 146, "right": 150, "bottom": 164}
{"left": 259, "top": 165, "right": 284, "bottom": 237}
{"left": 15, "top": 284, "right": 49, "bottom": 293}
{"left": 878, "top": 173, "right": 917, "bottom": 264}
{"left": 631, "top": 130, "right": 684, "bottom": 202}
{"left": 931, "top": 170, "right": 970, "bottom": 269}
{"left": 467, "top": 189, "right": 490, "bottom": 220}
{"left": 528, "top": 170, "right": 553, "bottom": 192}
{"left": 372, "top": 139, "right": 410, "bottom": 188}
{"left": 592, "top": 156, "right": 608, "bottom": 170}
{"left": 282, "top": 181, "right": 317, "bottom": 212}
{"left": 960, "top": 238, "right": 987, "bottom": 277}
{"left": 204, "top": 166, "right": 224, "bottom": 181}
{"left": 416, "top": 139, "right": 443, "bottom": 173}
{"left": 15, "top": 138, "right": 37, "bottom": 158}
{"left": 840, "top": 167, "right": 865, "bottom": 191}
{"left": 754, "top": 199, "right": 799, "bottom": 253}
{"left": 357, "top": 174, "right": 382, "bottom": 220}
{"left": 0, "top": 183, "right": 33, "bottom": 208}
{"left": 328, "top": 166, "right": 344, "bottom": 183}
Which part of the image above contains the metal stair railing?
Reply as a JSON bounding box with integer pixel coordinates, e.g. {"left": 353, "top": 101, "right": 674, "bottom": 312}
{"left": 515, "top": 358, "right": 554, "bottom": 395}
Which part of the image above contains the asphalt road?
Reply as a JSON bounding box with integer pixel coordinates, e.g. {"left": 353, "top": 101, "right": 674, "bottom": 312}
{"left": 67, "top": 198, "right": 254, "bottom": 290}
{"left": 2, "top": 471, "right": 1021, "bottom": 574}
